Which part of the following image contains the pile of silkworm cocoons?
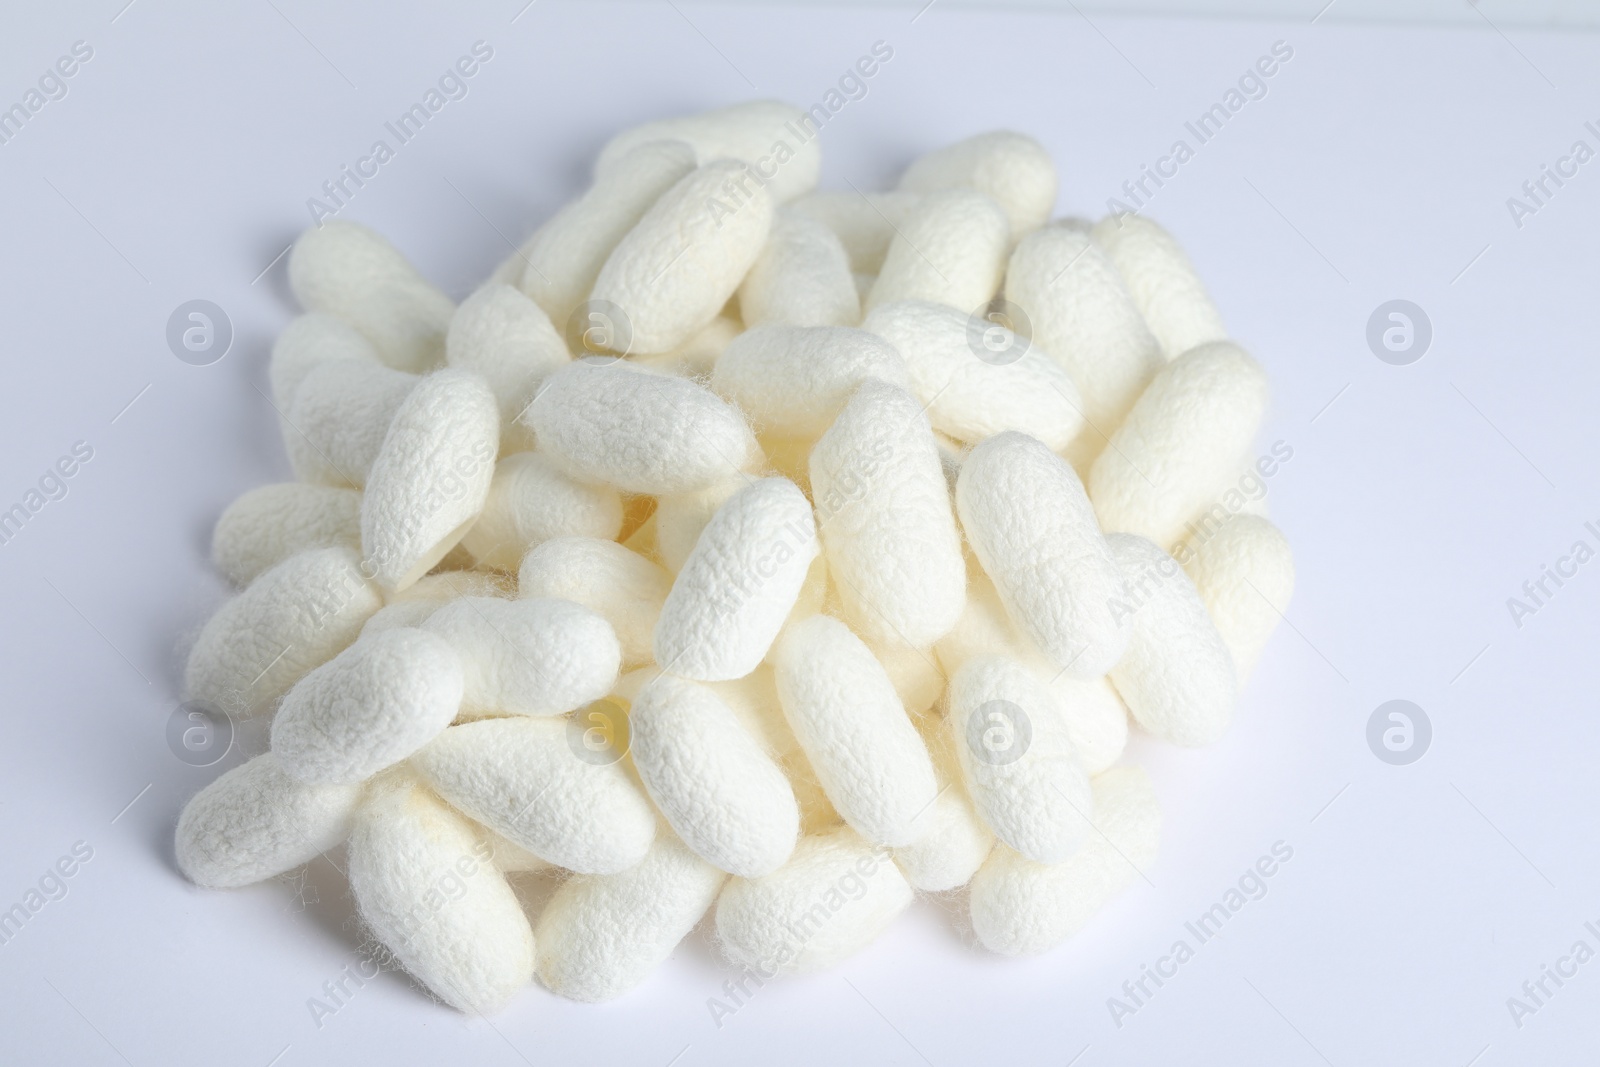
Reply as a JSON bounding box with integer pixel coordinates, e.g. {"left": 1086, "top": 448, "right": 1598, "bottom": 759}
{"left": 176, "top": 100, "right": 1295, "bottom": 1014}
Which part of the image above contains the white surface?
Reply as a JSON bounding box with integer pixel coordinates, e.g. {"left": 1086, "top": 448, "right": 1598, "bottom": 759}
{"left": 1, "top": 2, "right": 1597, "bottom": 1065}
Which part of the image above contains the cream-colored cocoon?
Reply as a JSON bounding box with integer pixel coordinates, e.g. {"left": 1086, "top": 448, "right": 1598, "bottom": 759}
{"left": 460, "top": 451, "right": 624, "bottom": 572}
{"left": 1092, "top": 213, "right": 1227, "bottom": 359}
{"left": 1181, "top": 514, "right": 1295, "bottom": 679}
{"left": 284, "top": 360, "right": 417, "bottom": 488}
{"left": 892, "top": 713, "right": 994, "bottom": 892}
{"left": 517, "top": 537, "right": 671, "bottom": 668}
{"left": 595, "top": 101, "right": 820, "bottom": 205}
{"left": 212, "top": 483, "right": 361, "bottom": 587}
{"left": 444, "top": 283, "right": 569, "bottom": 438}
{"left": 711, "top": 324, "right": 907, "bottom": 439}
{"left": 866, "top": 189, "right": 1009, "bottom": 313}
{"left": 738, "top": 213, "right": 860, "bottom": 328}
{"left": 897, "top": 130, "right": 1057, "bottom": 241}
{"left": 268, "top": 312, "right": 381, "bottom": 409}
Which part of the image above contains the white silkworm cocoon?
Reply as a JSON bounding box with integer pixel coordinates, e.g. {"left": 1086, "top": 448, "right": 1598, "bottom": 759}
{"left": 946, "top": 656, "right": 1095, "bottom": 864}
{"left": 1180, "top": 514, "right": 1295, "bottom": 679}
{"left": 1088, "top": 341, "right": 1270, "bottom": 549}
{"left": 738, "top": 213, "right": 860, "bottom": 328}
{"left": 629, "top": 672, "right": 800, "bottom": 877}
{"left": 897, "top": 130, "right": 1057, "bottom": 241}
{"left": 1037, "top": 673, "right": 1129, "bottom": 776}
{"left": 212, "top": 482, "right": 361, "bottom": 587}
{"left": 523, "top": 359, "right": 759, "bottom": 495}
{"left": 711, "top": 666, "right": 841, "bottom": 836}
{"left": 271, "top": 628, "right": 463, "bottom": 784}
{"left": 284, "top": 360, "right": 417, "bottom": 488}
{"left": 590, "top": 161, "right": 773, "bottom": 354}
{"left": 861, "top": 299, "right": 1083, "bottom": 450}
{"left": 444, "top": 283, "right": 569, "bottom": 436}
{"left": 787, "top": 190, "right": 921, "bottom": 273}
{"left": 268, "top": 312, "right": 381, "bottom": 409}
{"left": 175, "top": 753, "right": 362, "bottom": 889}
{"left": 518, "top": 537, "right": 671, "bottom": 668}
{"left": 361, "top": 369, "right": 499, "bottom": 593}
{"left": 653, "top": 477, "right": 818, "bottom": 681}
{"left": 460, "top": 451, "right": 624, "bottom": 572}
{"left": 772, "top": 615, "right": 939, "bottom": 847}
{"left": 1092, "top": 213, "right": 1227, "bottom": 359}
{"left": 892, "top": 712, "right": 994, "bottom": 892}
{"left": 287, "top": 220, "right": 455, "bottom": 373}
{"left": 711, "top": 324, "right": 907, "bottom": 438}
{"left": 185, "top": 547, "right": 381, "bottom": 717}
{"left": 866, "top": 189, "right": 1009, "bottom": 313}
{"left": 595, "top": 101, "right": 820, "bottom": 205}
{"left": 956, "top": 431, "right": 1128, "bottom": 678}
{"left": 809, "top": 380, "right": 966, "bottom": 648}
{"left": 410, "top": 716, "right": 655, "bottom": 874}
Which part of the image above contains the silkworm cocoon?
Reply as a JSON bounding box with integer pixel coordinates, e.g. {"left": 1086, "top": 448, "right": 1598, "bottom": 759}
{"left": 287, "top": 220, "right": 455, "bottom": 373}
{"left": 970, "top": 767, "right": 1158, "bottom": 955}
{"left": 284, "top": 360, "right": 418, "bottom": 488}
{"left": 866, "top": 189, "right": 1009, "bottom": 313}
{"left": 519, "top": 139, "right": 699, "bottom": 328}
{"left": 268, "top": 312, "right": 381, "bottom": 408}
{"left": 788, "top": 190, "right": 921, "bottom": 273}
{"left": 1038, "top": 674, "right": 1129, "bottom": 776}
{"left": 212, "top": 483, "right": 361, "bottom": 586}
{"left": 630, "top": 673, "right": 800, "bottom": 877}
{"left": 772, "top": 616, "right": 939, "bottom": 847}
{"left": 1181, "top": 514, "right": 1295, "bottom": 678}
{"left": 715, "top": 826, "right": 913, "bottom": 976}
{"left": 861, "top": 300, "right": 1084, "bottom": 449}
{"left": 458, "top": 452, "right": 624, "bottom": 572}
{"left": 956, "top": 432, "right": 1128, "bottom": 677}
{"left": 897, "top": 131, "right": 1057, "bottom": 241}
{"left": 653, "top": 477, "right": 818, "bottom": 680}
{"left": 1005, "top": 224, "right": 1163, "bottom": 453}
{"left": 810, "top": 381, "right": 966, "bottom": 648}
{"left": 654, "top": 478, "right": 742, "bottom": 573}
{"left": 185, "top": 547, "right": 382, "bottom": 717}
{"left": 596, "top": 101, "right": 820, "bottom": 205}
{"left": 524, "top": 359, "right": 759, "bottom": 494}
{"left": 711, "top": 666, "right": 841, "bottom": 835}
{"left": 423, "top": 596, "right": 620, "bottom": 716}
{"left": 347, "top": 774, "right": 534, "bottom": 1014}
{"left": 1092, "top": 213, "right": 1227, "bottom": 359}
{"left": 711, "top": 324, "right": 908, "bottom": 438}
{"left": 271, "top": 628, "right": 463, "bottom": 784}
{"left": 410, "top": 716, "right": 655, "bottom": 874}
{"left": 947, "top": 656, "right": 1094, "bottom": 864}
{"left": 361, "top": 369, "right": 499, "bottom": 593}
{"left": 445, "top": 284, "right": 569, "bottom": 436}
{"left": 892, "top": 716, "right": 993, "bottom": 892}
{"left": 175, "top": 753, "right": 362, "bottom": 889}
{"left": 1106, "top": 533, "right": 1237, "bottom": 747}
{"left": 869, "top": 640, "right": 946, "bottom": 717}
{"left": 1088, "top": 342, "right": 1270, "bottom": 549}
{"left": 518, "top": 537, "right": 671, "bottom": 668}
{"left": 536, "top": 829, "right": 726, "bottom": 1002}
{"left": 590, "top": 161, "right": 773, "bottom": 354}
{"left": 738, "top": 214, "right": 860, "bottom": 328}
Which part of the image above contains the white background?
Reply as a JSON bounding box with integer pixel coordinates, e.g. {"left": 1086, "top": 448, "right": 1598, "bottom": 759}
{"left": 1, "top": 2, "right": 1597, "bottom": 1065}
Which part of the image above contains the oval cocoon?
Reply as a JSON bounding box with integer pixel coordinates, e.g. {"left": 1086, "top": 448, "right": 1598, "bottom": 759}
{"left": 212, "top": 482, "right": 361, "bottom": 587}
{"left": 1092, "top": 213, "right": 1227, "bottom": 359}
{"left": 1181, "top": 514, "right": 1295, "bottom": 678}
{"left": 866, "top": 188, "right": 1008, "bottom": 313}
{"left": 738, "top": 213, "right": 860, "bottom": 328}
{"left": 595, "top": 101, "right": 820, "bottom": 205}
{"left": 459, "top": 451, "right": 624, "bottom": 572}
{"left": 444, "top": 283, "right": 569, "bottom": 432}
{"left": 711, "top": 324, "right": 907, "bottom": 439}
{"left": 284, "top": 359, "right": 417, "bottom": 488}
{"left": 897, "top": 130, "right": 1057, "bottom": 241}
{"left": 268, "top": 312, "right": 381, "bottom": 409}
{"left": 518, "top": 537, "right": 671, "bottom": 669}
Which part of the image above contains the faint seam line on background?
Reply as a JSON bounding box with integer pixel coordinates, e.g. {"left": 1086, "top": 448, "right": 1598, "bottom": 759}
{"left": 264, "top": 1043, "right": 291, "bottom": 1067}
{"left": 252, "top": 241, "right": 294, "bottom": 285}
{"left": 1064, "top": 0, "right": 1156, "bottom": 89}
{"left": 1450, "top": 782, "right": 1557, "bottom": 889}
{"left": 1243, "top": 577, "right": 1350, "bottom": 683}
{"left": 1449, "top": 642, "right": 1491, "bottom": 685}
{"left": 1464, "top": 1042, "right": 1491, "bottom": 1067}
{"left": 110, "top": 782, "right": 152, "bottom": 824}
{"left": 1308, "top": 781, "right": 1350, "bottom": 824}
{"left": 42, "top": 576, "right": 152, "bottom": 686}
{"left": 111, "top": 0, "right": 139, "bottom": 23}
{"left": 910, "top": 0, "right": 938, "bottom": 24}
{"left": 843, "top": 977, "right": 936, "bottom": 1067}
{"left": 1469, "top": 3, "right": 1558, "bottom": 90}
{"left": 663, "top": 1042, "right": 692, "bottom": 1067}
{"left": 1050, "top": 780, "right": 1157, "bottom": 888}
{"left": 1242, "top": 176, "right": 1348, "bottom": 284}
{"left": 440, "top": 173, "right": 552, "bottom": 286}
{"left": 42, "top": 177, "right": 150, "bottom": 284}
{"left": 1449, "top": 383, "right": 1557, "bottom": 490}
{"left": 1308, "top": 382, "right": 1350, "bottom": 425}
{"left": 43, "top": 977, "right": 136, "bottom": 1067}
{"left": 845, "top": 176, "right": 950, "bottom": 284}
{"left": 1066, "top": 1044, "right": 1091, "bottom": 1066}
{"left": 1310, "top": 0, "right": 1338, "bottom": 23}
{"left": 110, "top": 383, "right": 152, "bottom": 424}
{"left": 1450, "top": 243, "right": 1492, "bottom": 285}
{"left": 1243, "top": 977, "right": 1334, "bottom": 1066}
{"left": 665, "top": 0, "right": 758, "bottom": 91}
{"left": 511, "top": 0, "right": 540, "bottom": 24}
{"left": 481, "top": 1016, "right": 537, "bottom": 1067}
{"left": 265, "top": 0, "right": 359, "bottom": 90}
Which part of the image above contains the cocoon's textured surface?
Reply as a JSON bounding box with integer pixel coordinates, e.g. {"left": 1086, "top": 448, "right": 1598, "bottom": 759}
{"left": 711, "top": 324, "right": 907, "bottom": 439}
{"left": 422, "top": 596, "right": 620, "bottom": 716}
{"left": 969, "top": 767, "right": 1159, "bottom": 955}
{"left": 444, "top": 283, "right": 569, "bottom": 435}
{"left": 590, "top": 160, "right": 773, "bottom": 354}
{"left": 523, "top": 359, "right": 759, "bottom": 495}
{"left": 737, "top": 213, "right": 860, "bottom": 328}
{"left": 1106, "top": 533, "right": 1238, "bottom": 747}
{"left": 410, "top": 716, "right": 655, "bottom": 874}
{"left": 1092, "top": 213, "right": 1228, "bottom": 360}
{"left": 459, "top": 451, "right": 624, "bottom": 572}
{"left": 711, "top": 666, "right": 841, "bottom": 836}
{"left": 287, "top": 220, "right": 455, "bottom": 373}
{"left": 1089, "top": 341, "right": 1270, "bottom": 549}
{"left": 517, "top": 537, "right": 671, "bottom": 668}
{"left": 653, "top": 479, "right": 743, "bottom": 574}
{"left": 629, "top": 672, "right": 800, "bottom": 877}
{"left": 947, "top": 656, "right": 1095, "bottom": 865}
{"left": 268, "top": 312, "right": 381, "bottom": 409}
{"left": 956, "top": 432, "right": 1128, "bottom": 678}
{"left": 1182, "top": 513, "right": 1295, "bottom": 678}
{"left": 861, "top": 300, "right": 1084, "bottom": 449}
{"left": 788, "top": 189, "right": 921, "bottom": 274}
{"left": 175, "top": 753, "right": 363, "bottom": 889}
{"left": 715, "top": 826, "right": 913, "bottom": 976}
{"left": 347, "top": 773, "right": 535, "bottom": 1014}
{"left": 211, "top": 482, "right": 362, "bottom": 587}
{"left": 809, "top": 380, "right": 966, "bottom": 648}
{"left": 535, "top": 828, "right": 726, "bottom": 1002}
{"left": 653, "top": 477, "right": 818, "bottom": 681}
{"left": 866, "top": 189, "right": 1009, "bottom": 313}
{"left": 271, "top": 628, "right": 464, "bottom": 785}
{"left": 1038, "top": 672, "right": 1130, "bottom": 776}
{"left": 185, "top": 547, "right": 382, "bottom": 717}
{"left": 284, "top": 359, "right": 417, "bottom": 488}
{"left": 898, "top": 130, "right": 1057, "bottom": 241}
{"left": 361, "top": 570, "right": 512, "bottom": 636}
{"left": 361, "top": 369, "right": 499, "bottom": 593}
{"left": 772, "top": 615, "right": 939, "bottom": 847}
